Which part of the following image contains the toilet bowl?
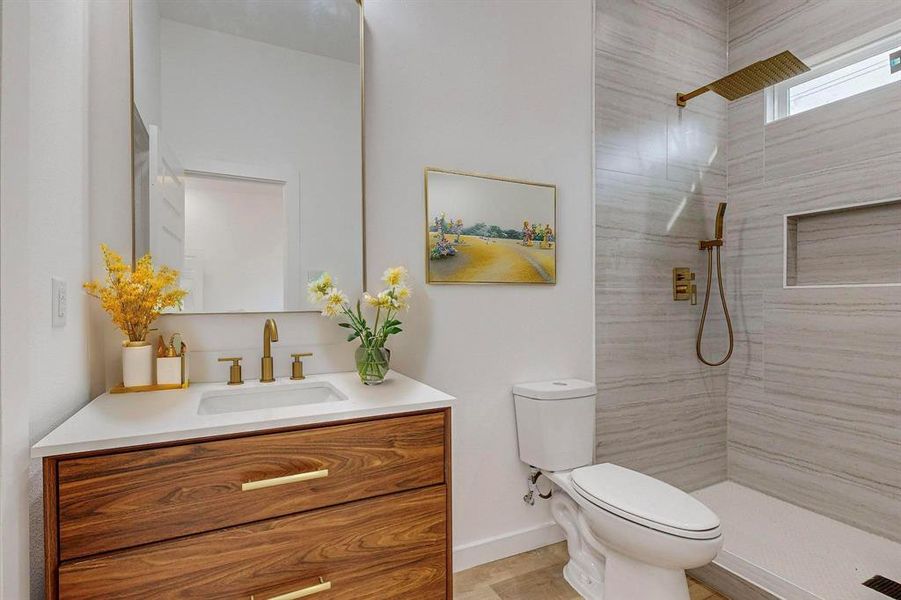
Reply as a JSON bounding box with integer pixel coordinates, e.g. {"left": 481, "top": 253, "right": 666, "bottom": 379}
{"left": 513, "top": 380, "right": 723, "bottom": 600}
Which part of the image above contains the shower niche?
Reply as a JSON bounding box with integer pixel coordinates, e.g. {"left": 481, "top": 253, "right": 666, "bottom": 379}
{"left": 784, "top": 198, "right": 901, "bottom": 287}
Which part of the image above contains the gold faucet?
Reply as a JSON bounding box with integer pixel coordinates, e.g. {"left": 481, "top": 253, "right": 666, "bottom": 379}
{"left": 261, "top": 318, "right": 279, "bottom": 382}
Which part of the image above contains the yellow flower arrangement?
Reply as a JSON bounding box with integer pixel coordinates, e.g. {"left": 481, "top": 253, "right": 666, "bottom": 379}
{"left": 83, "top": 244, "right": 187, "bottom": 343}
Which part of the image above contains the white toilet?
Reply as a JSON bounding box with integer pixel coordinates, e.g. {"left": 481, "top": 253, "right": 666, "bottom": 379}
{"left": 513, "top": 379, "right": 723, "bottom": 600}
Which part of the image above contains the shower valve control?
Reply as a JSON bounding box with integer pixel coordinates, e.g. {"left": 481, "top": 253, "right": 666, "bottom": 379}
{"left": 673, "top": 268, "right": 697, "bottom": 305}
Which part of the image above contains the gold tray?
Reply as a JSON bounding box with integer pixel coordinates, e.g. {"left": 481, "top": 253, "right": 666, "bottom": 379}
{"left": 110, "top": 381, "right": 189, "bottom": 394}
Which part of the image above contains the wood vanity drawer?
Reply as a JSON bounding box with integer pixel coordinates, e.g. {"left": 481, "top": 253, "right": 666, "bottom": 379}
{"left": 56, "top": 411, "right": 446, "bottom": 560}
{"left": 58, "top": 485, "right": 447, "bottom": 599}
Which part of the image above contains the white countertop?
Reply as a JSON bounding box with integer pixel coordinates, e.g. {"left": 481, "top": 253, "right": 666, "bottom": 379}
{"left": 32, "top": 371, "right": 454, "bottom": 458}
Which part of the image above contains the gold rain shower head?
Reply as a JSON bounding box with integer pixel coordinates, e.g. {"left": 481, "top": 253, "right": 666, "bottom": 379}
{"left": 676, "top": 50, "right": 810, "bottom": 107}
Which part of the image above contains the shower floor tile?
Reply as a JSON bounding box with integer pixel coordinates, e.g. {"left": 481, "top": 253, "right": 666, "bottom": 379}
{"left": 694, "top": 481, "right": 901, "bottom": 600}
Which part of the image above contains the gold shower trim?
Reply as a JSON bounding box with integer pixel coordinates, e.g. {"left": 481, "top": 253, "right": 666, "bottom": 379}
{"left": 676, "top": 50, "right": 810, "bottom": 107}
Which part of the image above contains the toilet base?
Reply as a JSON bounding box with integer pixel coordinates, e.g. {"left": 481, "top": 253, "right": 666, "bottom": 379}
{"left": 604, "top": 548, "right": 690, "bottom": 600}
{"left": 550, "top": 487, "right": 606, "bottom": 599}
{"left": 563, "top": 559, "right": 604, "bottom": 600}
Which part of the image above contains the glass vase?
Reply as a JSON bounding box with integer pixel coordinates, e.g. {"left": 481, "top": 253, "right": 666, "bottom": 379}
{"left": 355, "top": 345, "right": 390, "bottom": 385}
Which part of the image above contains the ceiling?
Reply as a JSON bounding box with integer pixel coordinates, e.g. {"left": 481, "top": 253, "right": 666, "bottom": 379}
{"left": 158, "top": 0, "right": 360, "bottom": 64}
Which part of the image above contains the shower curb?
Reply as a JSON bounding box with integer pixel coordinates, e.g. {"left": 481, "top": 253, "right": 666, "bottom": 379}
{"left": 690, "top": 552, "right": 823, "bottom": 600}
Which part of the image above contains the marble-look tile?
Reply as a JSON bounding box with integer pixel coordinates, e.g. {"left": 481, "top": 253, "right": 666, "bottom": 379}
{"left": 726, "top": 0, "right": 901, "bottom": 541}
{"left": 792, "top": 201, "right": 901, "bottom": 286}
{"left": 747, "top": 288, "right": 901, "bottom": 541}
{"left": 726, "top": 93, "right": 764, "bottom": 188}
{"left": 667, "top": 106, "right": 727, "bottom": 191}
{"left": 596, "top": 0, "right": 726, "bottom": 99}
{"left": 596, "top": 287, "right": 672, "bottom": 402}
{"left": 595, "top": 96, "right": 668, "bottom": 180}
{"left": 764, "top": 84, "right": 901, "bottom": 182}
{"left": 596, "top": 389, "right": 727, "bottom": 491}
{"left": 728, "top": 0, "right": 900, "bottom": 72}
{"left": 596, "top": 0, "right": 728, "bottom": 491}
{"left": 726, "top": 150, "right": 901, "bottom": 294}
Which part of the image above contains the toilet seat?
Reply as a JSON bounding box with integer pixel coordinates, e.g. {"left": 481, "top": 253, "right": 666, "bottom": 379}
{"left": 571, "top": 463, "right": 721, "bottom": 540}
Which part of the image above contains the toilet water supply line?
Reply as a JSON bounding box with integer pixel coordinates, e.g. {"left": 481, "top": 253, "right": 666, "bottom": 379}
{"left": 523, "top": 467, "right": 552, "bottom": 505}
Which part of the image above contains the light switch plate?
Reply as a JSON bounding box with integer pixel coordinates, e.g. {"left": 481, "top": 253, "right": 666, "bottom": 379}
{"left": 51, "top": 277, "right": 67, "bottom": 327}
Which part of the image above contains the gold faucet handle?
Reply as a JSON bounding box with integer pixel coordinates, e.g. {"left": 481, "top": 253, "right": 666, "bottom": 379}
{"left": 290, "top": 353, "right": 313, "bottom": 380}
{"left": 218, "top": 356, "right": 244, "bottom": 385}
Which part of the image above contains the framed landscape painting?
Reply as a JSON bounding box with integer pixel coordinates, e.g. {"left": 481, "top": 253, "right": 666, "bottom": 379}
{"left": 425, "top": 168, "right": 556, "bottom": 284}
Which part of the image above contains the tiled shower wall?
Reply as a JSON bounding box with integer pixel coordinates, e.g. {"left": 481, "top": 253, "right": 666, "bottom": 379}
{"left": 725, "top": 0, "right": 901, "bottom": 542}
{"left": 594, "top": 0, "right": 729, "bottom": 491}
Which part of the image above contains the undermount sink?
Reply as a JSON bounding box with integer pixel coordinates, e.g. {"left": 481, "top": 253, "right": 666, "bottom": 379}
{"left": 197, "top": 382, "right": 346, "bottom": 415}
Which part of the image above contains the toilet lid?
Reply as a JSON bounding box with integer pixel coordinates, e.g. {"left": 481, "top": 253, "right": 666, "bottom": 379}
{"left": 571, "top": 463, "right": 721, "bottom": 540}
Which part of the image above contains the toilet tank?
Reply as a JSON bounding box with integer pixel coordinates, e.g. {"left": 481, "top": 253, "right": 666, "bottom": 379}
{"left": 513, "top": 379, "right": 597, "bottom": 472}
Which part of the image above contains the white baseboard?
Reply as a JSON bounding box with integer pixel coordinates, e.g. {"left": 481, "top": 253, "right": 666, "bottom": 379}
{"left": 453, "top": 521, "right": 564, "bottom": 573}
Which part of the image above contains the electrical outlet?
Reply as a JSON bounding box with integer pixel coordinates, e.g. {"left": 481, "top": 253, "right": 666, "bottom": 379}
{"left": 51, "top": 277, "right": 67, "bottom": 327}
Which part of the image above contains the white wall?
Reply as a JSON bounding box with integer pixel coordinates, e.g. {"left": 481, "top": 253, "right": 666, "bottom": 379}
{"left": 364, "top": 0, "right": 594, "bottom": 569}
{"left": 1, "top": 3, "right": 34, "bottom": 597}
{"left": 160, "top": 19, "right": 362, "bottom": 310}
{"left": 1, "top": 1, "right": 97, "bottom": 597}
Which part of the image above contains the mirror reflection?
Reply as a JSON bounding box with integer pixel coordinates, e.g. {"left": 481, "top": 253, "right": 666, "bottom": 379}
{"left": 131, "top": 0, "right": 363, "bottom": 313}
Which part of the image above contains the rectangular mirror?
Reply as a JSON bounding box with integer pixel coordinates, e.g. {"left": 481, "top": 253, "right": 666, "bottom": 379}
{"left": 131, "top": 0, "right": 363, "bottom": 314}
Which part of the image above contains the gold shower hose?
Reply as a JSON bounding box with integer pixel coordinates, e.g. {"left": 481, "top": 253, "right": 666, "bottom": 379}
{"left": 696, "top": 245, "right": 734, "bottom": 366}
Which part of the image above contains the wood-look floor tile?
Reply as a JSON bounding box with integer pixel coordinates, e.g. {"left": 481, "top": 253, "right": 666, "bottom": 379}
{"left": 689, "top": 576, "right": 729, "bottom": 600}
{"left": 489, "top": 563, "right": 580, "bottom": 600}
{"left": 453, "top": 542, "right": 568, "bottom": 594}
{"left": 454, "top": 543, "right": 730, "bottom": 600}
{"left": 453, "top": 588, "right": 503, "bottom": 600}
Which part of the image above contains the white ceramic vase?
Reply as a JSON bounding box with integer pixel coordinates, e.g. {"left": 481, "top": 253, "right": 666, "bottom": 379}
{"left": 122, "top": 341, "right": 153, "bottom": 388}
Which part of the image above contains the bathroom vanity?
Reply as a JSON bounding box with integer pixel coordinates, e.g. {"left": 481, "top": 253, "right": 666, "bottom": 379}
{"left": 33, "top": 372, "right": 454, "bottom": 599}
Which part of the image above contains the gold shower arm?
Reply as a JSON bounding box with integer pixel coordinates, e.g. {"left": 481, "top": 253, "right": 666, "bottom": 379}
{"left": 676, "top": 87, "right": 709, "bottom": 107}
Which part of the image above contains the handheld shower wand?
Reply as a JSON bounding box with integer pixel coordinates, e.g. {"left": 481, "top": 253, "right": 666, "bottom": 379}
{"left": 714, "top": 202, "right": 726, "bottom": 240}
{"left": 697, "top": 202, "right": 734, "bottom": 366}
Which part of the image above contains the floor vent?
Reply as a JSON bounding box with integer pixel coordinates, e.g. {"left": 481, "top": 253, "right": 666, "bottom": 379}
{"left": 863, "top": 575, "right": 901, "bottom": 599}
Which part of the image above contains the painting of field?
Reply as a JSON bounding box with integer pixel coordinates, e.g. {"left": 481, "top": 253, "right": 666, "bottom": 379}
{"left": 428, "top": 234, "right": 555, "bottom": 283}
{"left": 426, "top": 169, "right": 556, "bottom": 284}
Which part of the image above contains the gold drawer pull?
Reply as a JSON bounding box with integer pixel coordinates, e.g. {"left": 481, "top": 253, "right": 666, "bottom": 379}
{"left": 241, "top": 469, "right": 329, "bottom": 492}
{"left": 252, "top": 577, "right": 331, "bottom": 600}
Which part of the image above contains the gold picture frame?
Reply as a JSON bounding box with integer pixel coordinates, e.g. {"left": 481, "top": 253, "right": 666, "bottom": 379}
{"left": 425, "top": 167, "right": 557, "bottom": 285}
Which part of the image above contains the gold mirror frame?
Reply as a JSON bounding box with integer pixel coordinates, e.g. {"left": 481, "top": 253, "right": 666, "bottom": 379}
{"left": 128, "top": 0, "right": 366, "bottom": 314}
